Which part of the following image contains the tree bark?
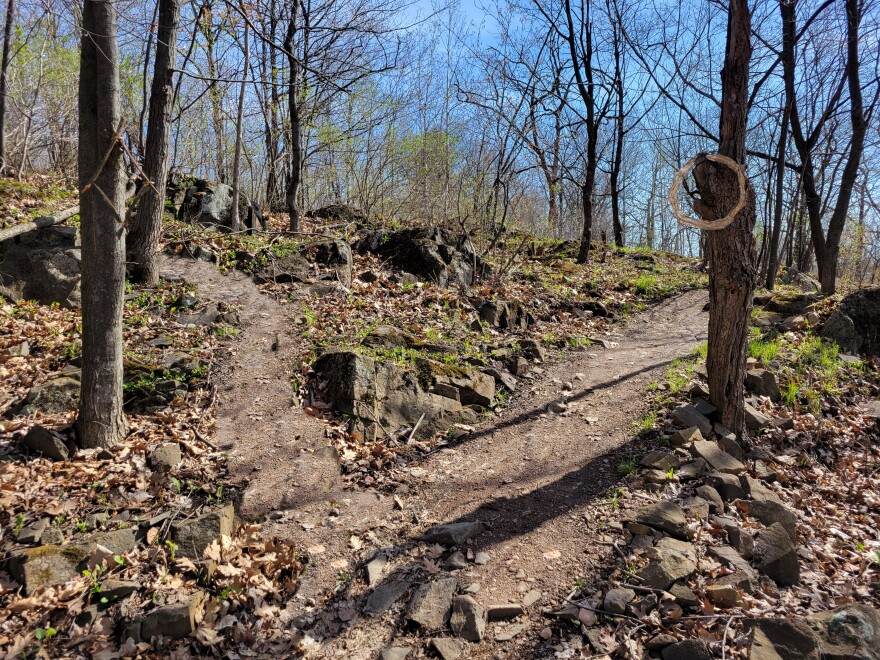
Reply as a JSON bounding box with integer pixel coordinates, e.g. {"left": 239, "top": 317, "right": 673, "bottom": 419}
{"left": 693, "top": 0, "right": 756, "bottom": 435}
{"left": 285, "top": 10, "right": 302, "bottom": 232}
{"left": 0, "top": 0, "right": 15, "bottom": 173}
{"left": 817, "top": 0, "right": 865, "bottom": 294}
{"left": 764, "top": 100, "right": 789, "bottom": 290}
{"left": 78, "top": 0, "right": 128, "bottom": 448}
{"left": 127, "top": 0, "right": 179, "bottom": 285}
{"left": 230, "top": 12, "right": 249, "bottom": 232}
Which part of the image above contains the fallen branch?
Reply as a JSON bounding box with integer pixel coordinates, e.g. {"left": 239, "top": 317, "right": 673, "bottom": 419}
{"left": 0, "top": 205, "right": 80, "bottom": 242}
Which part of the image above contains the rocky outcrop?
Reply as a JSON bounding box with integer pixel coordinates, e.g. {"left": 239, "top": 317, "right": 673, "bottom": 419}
{"left": 176, "top": 178, "right": 265, "bottom": 232}
{"left": 821, "top": 286, "right": 880, "bottom": 356}
{"left": 0, "top": 226, "right": 81, "bottom": 307}
{"left": 306, "top": 204, "right": 368, "bottom": 227}
{"left": 354, "top": 228, "right": 483, "bottom": 288}
{"left": 477, "top": 300, "right": 534, "bottom": 330}
{"left": 312, "top": 351, "right": 494, "bottom": 441}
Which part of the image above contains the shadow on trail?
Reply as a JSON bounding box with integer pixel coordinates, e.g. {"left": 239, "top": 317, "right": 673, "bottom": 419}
{"left": 429, "top": 358, "right": 679, "bottom": 453}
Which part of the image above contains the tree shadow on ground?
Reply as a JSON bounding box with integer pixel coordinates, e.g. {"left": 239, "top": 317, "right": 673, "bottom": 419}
{"left": 291, "top": 359, "right": 685, "bottom": 657}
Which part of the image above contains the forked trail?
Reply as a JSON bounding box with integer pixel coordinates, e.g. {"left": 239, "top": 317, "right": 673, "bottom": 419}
{"left": 161, "top": 253, "right": 708, "bottom": 656}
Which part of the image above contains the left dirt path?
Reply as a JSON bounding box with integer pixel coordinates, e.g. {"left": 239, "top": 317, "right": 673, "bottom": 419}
{"left": 159, "top": 254, "right": 391, "bottom": 595}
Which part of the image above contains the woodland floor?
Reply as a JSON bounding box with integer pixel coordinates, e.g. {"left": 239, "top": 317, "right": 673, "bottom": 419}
{"left": 161, "top": 252, "right": 709, "bottom": 658}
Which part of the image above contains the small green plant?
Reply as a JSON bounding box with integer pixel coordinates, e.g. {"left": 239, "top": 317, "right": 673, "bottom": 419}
{"left": 781, "top": 380, "right": 799, "bottom": 406}
{"left": 633, "top": 273, "right": 658, "bottom": 295}
{"left": 302, "top": 306, "right": 317, "bottom": 326}
{"left": 83, "top": 566, "right": 102, "bottom": 594}
{"left": 749, "top": 337, "right": 780, "bottom": 363}
{"left": 572, "top": 576, "right": 587, "bottom": 591}
{"left": 35, "top": 627, "right": 57, "bottom": 641}
{"left": 75, "top": 519, "right": 88, "bottom": 533}
{"left": 165, "top": 539, "right": 178, "bottom": 562}
{"left": 665, "top": 467, "right": 675, "bottom": 480}
{"left": 335, "top": 570, "right": 353, "bottom": 591}
{"left": 13, "top": 514, "right": 25, "bottom": 535}
{"left": 170, "top": 476, "right": 182, "bottom": 493}
{"left": 617, "top": 458, "right": 637, "bottom": 477}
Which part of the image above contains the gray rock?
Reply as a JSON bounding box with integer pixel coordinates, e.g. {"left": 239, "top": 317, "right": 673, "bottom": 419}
{"left": 430, "top": 638, "right": 464, "bottom": 660}
{"left": 689, "top": 440, "right": 745, "bottom": 474}
{"left": 708, "top": 545, "right": 759, "bottom": 586}
{"left": 365, "top": 554, "right": 387, "bottom": 586}
{"left": 717, "top": 435, "right": 744, "bottom": 462}
{"left": 746, "top": 369, "right": 782, "bottom": 402}
{"left": 745, "top": 402, "right": 771, "bottom": 431}
{"left": 522, "top": 589, "right": 542, "bottom": 607}
{"left": 641, "top": 450, "right": 681, "bottom": 471}
{"left": 178, "top": 179, "right": 264, "bottom": 232}
{"left": 0, "top": 226, "right": 81, "bottom": 308}
{"left": 365, "top": 580, "right": 409, "bottom": 614}
{"left": 661, "top": 639, "right": 711, "bottom": 660}
{"left": 739, "top": 475, "right": 781, "bottom": 505}
{"left": 827, "top": 286, "right": 880, "bottom": 356}
{"left": 705, "top": 472, "right": 746, "bottom": 500}
{"left": 381, "top": 647, "right": 412, "bottom": 660}
{"left": 408, "top": 577, "right": 457, "bottom": 629}
{"left": 671, "top": 426, "right": 704, "bottom": 446}
{"left": 84, "top": 528, "right": 138, "bottom": 555}
{"left": 603, "top": 588, "right": 636, "bottom": 614}
{"left": 487, "top": 603, "right": 524, "bottom": 620}
{"left": 745, "top": 618, "right": 820, "bottom": 660}
{"left": 706, "top": 583, "right": 739, "bottom": 608}
{"left": 362, "top": 325, "right": 420, "bottom": 348}
{"left": 680, "top": 497, "right": 710, "bottom": 520}
{"left": 444, "top": 551, "right": 468, "bottom": 570}
{"left": 355, "top": 227, "right": 482, "bottom": 288}
{"left": 695, "top": 485, "right": 724, "bottom": 513}
{"left": 307, "top": 239, "right": 353, "bottom": 287}
{"left": 450, "top": 595, "right": 486, "bottom": 641}
{"left": 518, "top": 339, "right": 546, "bottom": 363}
{"left": 638, "top": 546, "right": 696, "bottom": 590}
{"left": 21, "top": 426, "right": 69, "bottom": 461}
{"left": 510, "top": 355, "right": 531, "bottom": 377}
{"left": 713, "top": 422, "right": 736, "bottom": 441}
{"left": 482, "top": 367, "right": 516, "bottom": 392}
{"left": 634, "top": 501, "right": 689, "bottom": 539}
{"left": 99, "top": 579, "right": 139, "bottom": 602}
{"left": 134, "top": 591, "right": 206, "bottom": 642}
{"left": 474, "top": 551, "right": 490, "bottom": 565}
{"left": 17, "top": 518, "right": 49, "bottom": 545}
{"left": 671, "top": 405, "right": 712, "bottom": 437}
{"left": 172, "top": 504, "right": 234, "bottom": 560}
{"left": 477, "top": 300, "right": 532, "bottom": 331}
{"left": 420, "top": 521, "right": 488, "bottom": 546}
{"left": 40, "top": 528, "right": 64, "bottom": 545}
{"left": 692, "top": 397, "right": 716, "bottom": 417}
{"left": 668, "top": 582, "right": 700, "bottom": 608}
{"left": 20, "top": 378, "right": 80, "bottom": 415}
{"left": 821, "top": 310, "right": 860, "bottom": 354}
{"left": 807, "top": 603, "right": 880, "bottom": 660}
{"left": 9, "top": 544, "right": 88, "bottom": 594}
{"left": 740, "top": 498, "right": 797, "bottom": 542}
{"left": 754, "top": 460, "right": 777, "bottom": 482}
{"left": 312, "top": 351, "right": 482, "bottom": 441}
{"left": 149, "top": 442, "right": 182, "bottom": 470}
{"left": 677, "top": 459, "right": 709, "bottom": 481}
{"left": 754, "top": 523, "right": 800, "bottom": 586}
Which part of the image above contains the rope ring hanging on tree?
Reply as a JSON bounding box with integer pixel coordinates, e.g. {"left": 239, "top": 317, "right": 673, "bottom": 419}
{"left": 668, "top": 153, "right": 747, "bottom": 230}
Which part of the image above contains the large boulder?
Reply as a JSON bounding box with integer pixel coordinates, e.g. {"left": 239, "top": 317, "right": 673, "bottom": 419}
{"left": 177, "top": 179, "right": 265, "bottom": 232}
{"left": 779, "top": 266, "right": 820, "bottom": 293}
{"left": 354, "top": 227, "right": 482, "bottom": 287}
{"left": 18, "top": 377, "right": 80, "bottom": 415}
{"left": 312, "top": 351, "right": 489, "bottom": 441}
{"left": 822, "top": 286, "right": 880, "bottom": 356}
{"left": 0, "top": 226, "right": 81, "bottom": 307}
{"left": 807, "top": 604, "right": 880, "bottom": 660}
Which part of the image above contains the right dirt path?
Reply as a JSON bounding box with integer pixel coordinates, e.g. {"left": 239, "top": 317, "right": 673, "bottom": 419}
{"left": 404, "top": 288, "right": 710, "bottom": 609}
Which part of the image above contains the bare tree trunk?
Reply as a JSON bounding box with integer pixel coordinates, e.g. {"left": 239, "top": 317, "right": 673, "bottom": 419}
{"left": 609, "top": 9, "right": 624, "bottom": 247}
{"left": 285, "top": 10, "right": 302, "bottom": 232}
{"left": 230, "top": 12, "right": 249, "bottom": 232}
{"left": 78, "top": 0, "right": 128, "bottom": 448}
{"left": 0, "top": 0, "right": 15, "bottom": 173}
{"left": 765, "top": 100, "right": 790, "bottom": 290}
{"left": 128, "top": 0, "right": 179, "bottom": 285}
{"left": 693, "top": 0, "right": 756, "bottom": 435}
{"left": 817, "top": 0, "right": 865, "bottom": 294}
{"left": 201, "top": 2, "right": 225, "bottom": 183}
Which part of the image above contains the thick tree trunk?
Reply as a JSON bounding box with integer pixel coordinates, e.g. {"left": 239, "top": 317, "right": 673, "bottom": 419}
{"left": 694, "top": 0, "right": 756, "bottom": 435}
{"left": 127, "top": 0, "right": 179, "bottom": 285}
{"left": 78, "top": 0, "right": 128, "bottom": 448}
{"left": 0, "top": 0, "right": 15, "bottom": 173}
{"left": 577, "top": 170, "right": 594, "bottom": 263}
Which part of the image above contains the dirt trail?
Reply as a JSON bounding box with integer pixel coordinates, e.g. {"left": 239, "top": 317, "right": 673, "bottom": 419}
{"left": 161, "top": 253, "right": 708, "bottom": 653}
